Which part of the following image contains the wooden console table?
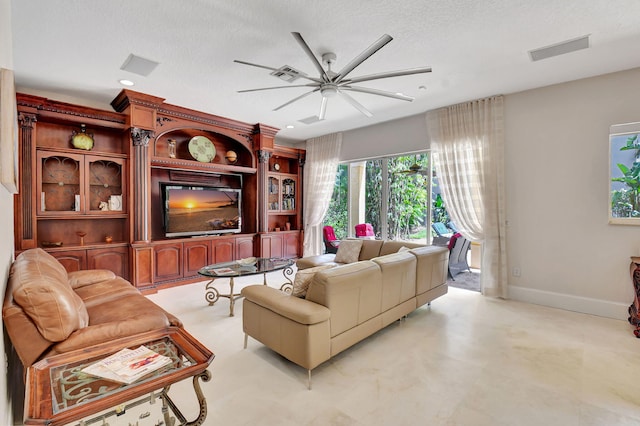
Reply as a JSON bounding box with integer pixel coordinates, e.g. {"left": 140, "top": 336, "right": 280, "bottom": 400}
{"left": 24, "top": 327, "right": 214, "bottom": 426}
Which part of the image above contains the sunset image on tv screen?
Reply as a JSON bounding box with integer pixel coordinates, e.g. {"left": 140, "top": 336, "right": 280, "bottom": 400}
{"left": 166, "top": 188, "right": 240, "bottom": 234}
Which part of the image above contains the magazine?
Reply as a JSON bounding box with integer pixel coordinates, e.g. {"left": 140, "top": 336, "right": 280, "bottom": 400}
{"left": 82, "top": 346, "right": 172, "bottom": 384}
{"left": 212, "top": 267, "right": 237, "bottom": 276}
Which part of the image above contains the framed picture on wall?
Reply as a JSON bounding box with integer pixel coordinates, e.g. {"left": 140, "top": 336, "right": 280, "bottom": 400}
{"left": 0, "top": 68, "right": 18, "bottom": 194}
{"left": 609, "top": 122, "right": 640, "bottom": 225}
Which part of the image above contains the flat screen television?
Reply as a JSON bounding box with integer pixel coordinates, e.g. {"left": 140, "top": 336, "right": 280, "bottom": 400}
{"left": 162, "top": 184, "right": 242, "bottom": 237}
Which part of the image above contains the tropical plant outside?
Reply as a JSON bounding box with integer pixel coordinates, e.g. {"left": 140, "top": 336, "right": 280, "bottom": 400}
{"left": 324, "top": 164, "right": 349, "bottom": 239}
{"left": 612, "top": 134, "right": 640, "bottom": 217}
{"left": 323, "top": 154, "right": 435, "bottom": 244}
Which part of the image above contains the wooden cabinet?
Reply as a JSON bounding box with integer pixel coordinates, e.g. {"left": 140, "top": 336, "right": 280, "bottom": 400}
{"left": 50, "top": 245, "right": 129, "bottom": 279}
{"left": 260, "top": 147, "right": 304, "bottom": 259}
{"left": 16, "top": 91, "right": 304, "bottom": 291}
{"left": 37, "top": 151, "right": 126, "bottom": 215}
{"left": 259, "top": 231, "right": 300, "bottom": 259}
{"left": 50, "top": 250, "right": 87, "bottom": 272}
{"left": 15, "top": 93, "right": 130, "bottom": 279}
{"left": 183, "top": 240, "right": 210, "bottom": 276}
{"left": 88, "top": 246, "right": 129, "bottom": 279}
{"left": 154, "top": 243, "right": 183, "bottom": 283}
{"left": 267, "top": 174, "right": 297, "bottom": 214}
{"left": 236, "top": 236, "right": 255, "bottom": 259}
{"left": 152, "top": 235, "right": 257, "bottom": 287}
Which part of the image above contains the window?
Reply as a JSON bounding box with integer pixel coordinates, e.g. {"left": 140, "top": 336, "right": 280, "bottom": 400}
{"left": 324, "top": 153, "right": 434, "bottom": 245}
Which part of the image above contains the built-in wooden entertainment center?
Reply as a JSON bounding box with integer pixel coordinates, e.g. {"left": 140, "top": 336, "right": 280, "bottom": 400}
{"left": 14, "top": 90, "right": 305, "bottom": 291}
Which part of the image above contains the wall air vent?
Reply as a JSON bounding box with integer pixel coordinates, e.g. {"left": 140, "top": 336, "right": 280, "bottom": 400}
{"left": 528, "top": 35, "right": 590, "bottom": 62}
{"left": 270, "top": 65, "right": 307, "bottom": 82}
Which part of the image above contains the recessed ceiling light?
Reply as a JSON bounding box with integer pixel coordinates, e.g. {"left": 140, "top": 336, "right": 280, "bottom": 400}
{"left": 286, "top": 125, "right": 295, "bottom": 129}
{"left": 119, "top": 79, "right": 135, "bottom": 86}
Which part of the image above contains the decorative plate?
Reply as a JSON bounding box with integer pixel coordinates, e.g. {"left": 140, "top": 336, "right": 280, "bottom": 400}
{"left": 188, "top": 136, "right": 216, "bottom": 162}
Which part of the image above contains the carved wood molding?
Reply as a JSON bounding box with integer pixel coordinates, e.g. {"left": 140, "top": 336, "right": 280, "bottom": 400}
{"left": 17, "top": 94, "right": 126, "bottom": 125}
{"left": 131, "top": 128, "right": 154, "bottom": 147}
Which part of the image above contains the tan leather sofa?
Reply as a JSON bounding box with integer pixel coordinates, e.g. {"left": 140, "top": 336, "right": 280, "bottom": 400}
{"left": 295, "top": 239, "right": 427, "bottom": 270}
{"left": 241, "top": 243, "right": 448, "bottom": 388}
{"left": 2, "top": 248, "right": 182, "bottom": 368}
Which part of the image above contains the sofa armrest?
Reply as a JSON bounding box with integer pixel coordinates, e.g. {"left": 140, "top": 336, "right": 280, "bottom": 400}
{"left": 296, "top": 254, "right": 339, "bottom": 270}
{"left": 241, "top": 285, "right": 330, "bottom": 325}
{"left": 67, "top": 270, "right": 117, "bottom": 289}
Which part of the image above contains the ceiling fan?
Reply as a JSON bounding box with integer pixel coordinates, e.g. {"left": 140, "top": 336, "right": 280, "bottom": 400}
{"left": 396, "top": 163, "right": 430, "bottom": 176}
{"left": 234, "top": 32, "right": 432, "bottom": 121}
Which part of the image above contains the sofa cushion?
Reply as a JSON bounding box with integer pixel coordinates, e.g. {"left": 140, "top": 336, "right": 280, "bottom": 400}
{"left": 359, "top": 239, "right": 384, "bottom": 260}
{"left": 379, "top": 241, "right": 424, "bottom": 256}
{"left": 292, "top": 265, "right": 333, "bottom": 298}
{"left": 10, "top": 249, "right": 89, "bottom": 342}
{"left": 334, "top": 239, "right": 363, "bottom": 264}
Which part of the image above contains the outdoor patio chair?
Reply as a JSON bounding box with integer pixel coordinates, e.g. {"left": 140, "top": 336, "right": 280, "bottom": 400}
{"left": 432, "top": 222, "right": 452, "bottom": 237}
{"left": 355, "top": 223, "right": 375, "bottom": 239}
{"left": 323, "top": 225, "right": 340, "bottom": 254}
{"left": 448, "top": 233, "right": 471, "bottom": 279}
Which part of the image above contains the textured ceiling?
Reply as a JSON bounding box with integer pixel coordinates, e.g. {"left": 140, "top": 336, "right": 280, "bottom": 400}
{"left": 10, "top": 0, "right": 640, "bottom": 143}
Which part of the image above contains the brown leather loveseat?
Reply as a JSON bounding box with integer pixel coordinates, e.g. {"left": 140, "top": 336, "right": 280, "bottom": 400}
{"left": 2, "top": 248, "right": 182, "bottom": 369}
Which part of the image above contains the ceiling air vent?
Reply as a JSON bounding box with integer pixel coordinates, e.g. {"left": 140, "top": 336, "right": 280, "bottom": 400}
{"left": 528, "top": 35, "right": 590, "bottom": 62}
{"left": 121, "top": 54, "right": 160, "bottom": 76}
{"left": 270, "top": 65, "right": 307, "bottom": 82}
{"left": 298, "top": 115, "right": 324, "bottom": 125}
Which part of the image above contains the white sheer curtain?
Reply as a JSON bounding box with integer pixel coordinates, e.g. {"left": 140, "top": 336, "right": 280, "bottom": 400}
{"left": 303, "top": 133, "right": 342, "bottom": 257}
{"left": 426, "top": 96, "right": 507, "bottom": 298}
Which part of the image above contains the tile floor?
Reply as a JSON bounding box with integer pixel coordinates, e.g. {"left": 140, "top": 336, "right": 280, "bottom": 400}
{"left": 70, "top": 271, "right": 640, "bottom": 425}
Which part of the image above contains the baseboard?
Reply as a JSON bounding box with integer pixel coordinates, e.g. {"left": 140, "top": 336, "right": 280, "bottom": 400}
{"left": 508, "top": 285, "right": 630, "bottom": 321}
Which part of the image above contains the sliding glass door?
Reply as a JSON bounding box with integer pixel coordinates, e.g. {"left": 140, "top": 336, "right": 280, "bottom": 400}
{"left": 324, "top": 152, "right": 432, "bottom": 245}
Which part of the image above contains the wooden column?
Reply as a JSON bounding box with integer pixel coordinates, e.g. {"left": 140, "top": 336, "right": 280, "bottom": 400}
{"left": 130, "top": 128, "right": 153, "bottom": 243}
{"left": 15, "top": 112, "right": 37, "bottom": 250}
{"left": 256, "top": 149, "right": 271, "bottom": 233}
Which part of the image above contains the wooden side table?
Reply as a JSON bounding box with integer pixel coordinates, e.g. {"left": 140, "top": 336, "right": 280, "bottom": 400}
{"left": 24, "top": 327, "right": 214, "bottom": 426}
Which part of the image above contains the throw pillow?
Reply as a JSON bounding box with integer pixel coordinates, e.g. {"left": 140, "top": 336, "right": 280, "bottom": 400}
{"left": 292, "top": 265, "right": 333, "bottom": 298}
{"left": 334, "top": 239, "right": 363, "bottom": 263}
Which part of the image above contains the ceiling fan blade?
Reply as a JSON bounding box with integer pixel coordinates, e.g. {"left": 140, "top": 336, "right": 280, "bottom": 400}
{"left": 292, "top": 32, "right": 330, "bottom": 82}
{"left": 344, "top": 67, "right": 432, "bottom": 84}
{"left": 340, "top": 86, "right": 414, "bottom": 101}
{"left": 234, "top": 59, "right": 280, "bottom": 72}
{"left": 337, "top": 90, "right": 373, "bottom": 117}
{"left": 273, "top": 88, "right": 320, "bottom": 111}
{"left": 318, "top": 96, "right": 329, "bottom": 120}
{"left": 334, "top": 34, "right": 393, "bottom": 84}
{"left": 238, "top": 84, "right": 317, "bottom": 93}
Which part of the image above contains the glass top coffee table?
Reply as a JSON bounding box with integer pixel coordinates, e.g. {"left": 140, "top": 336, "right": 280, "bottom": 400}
{"left": 198, "top": 257, "right": 294, "bottom": 316}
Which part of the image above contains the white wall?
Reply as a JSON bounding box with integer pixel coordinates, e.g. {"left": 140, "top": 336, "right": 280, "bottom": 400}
{"left": 333, "top": 67, "right": 640, "bottom": 321}
{"left": 0, "top": 0, "right": 14, "bottom": 423}
{"left": 339, "top": 113, "right": 429, "bottom": 161}
{"left": 505, "top": 67, "right": 640, "bottom": 320}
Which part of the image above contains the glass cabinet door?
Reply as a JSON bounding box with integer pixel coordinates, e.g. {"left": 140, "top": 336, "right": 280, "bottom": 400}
{"left": 37, "top": 151, "right": 83, "bottom": 214}
{"left": 281, "top": 178, "right": 296, "bottom": 212}
{"left": 87, "top": 157, "right": 125, "bottom": 213}
{"left": 268, "top": 176, "right": 280, "bottom": 211}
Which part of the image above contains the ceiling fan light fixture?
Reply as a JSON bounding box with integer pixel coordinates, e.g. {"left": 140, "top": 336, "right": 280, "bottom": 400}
{"left": 320, "top": 84, "right": 338, "bottom": 98}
